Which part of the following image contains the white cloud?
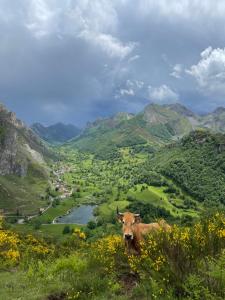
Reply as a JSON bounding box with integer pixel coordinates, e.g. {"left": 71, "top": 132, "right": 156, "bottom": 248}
{"left": 117, "top": 79, "right": 145, "bottom": 98}
{"left": 79, "top": 31, "right": 136, "bottom": 59}
{"left": 138, "top": 1, "right": 225, "bottom": 20}
{"left": 135, "top": 80, "right": 144, "bottom": 89}
{"left": 170, "top": 64, "right": 183, "bottom": 78}
{"left": 186, "top": 47, "right": 225, "bottom": 95}
{"left": 200, "top": 46, "right": 213, "bottom": 59}
{"left": 26, "top": 0, "right": 59, "bottom": 38}
{"left": 25, "top": 0, "right": 136, "bottom": 59}
{"left": 126, "top": 79, "right": 144, "bottom": 88}
{"left": 119, "top": 88, "right": 134, "bottom": 96}
{"left": 128, "top": 55, "right": 140, "bottom": 63}
{"left": 148, "top": 84, "right": 179, "bottom": 103}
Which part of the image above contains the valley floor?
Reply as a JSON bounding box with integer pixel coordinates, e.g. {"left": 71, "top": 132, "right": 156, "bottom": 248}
{"left": 11, "top": 147, "right": 202, "bottom": 238}
{"left": 1, "top": 145, "right": 225, "bottom": 299}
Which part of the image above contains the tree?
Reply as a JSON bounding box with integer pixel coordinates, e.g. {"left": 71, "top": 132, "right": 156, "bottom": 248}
{"left": 62, "top": 225, "right": 71, "bottom": 234}
{"left": 87, "top": 220, "right": 97, "bottom": 229}
{"left": 33, "top": 220, "right": 42, "bottom": 230}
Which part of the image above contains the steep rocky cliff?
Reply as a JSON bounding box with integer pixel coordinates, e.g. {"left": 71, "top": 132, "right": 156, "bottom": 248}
{"left": 0, "top": 103, "right": 56, "bottom": 214}
{"left": 0, "top": 103, "right": 52, "bottom": 176}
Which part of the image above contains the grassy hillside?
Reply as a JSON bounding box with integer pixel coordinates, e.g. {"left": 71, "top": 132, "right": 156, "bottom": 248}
{"left": 67, "top": 115, "right": 158, "bottom": 159}
{"left": 0, "top": 163, "right": 49, "bottom": 215}
{"left": 148, "top": 130, "right": 225, "bottom": 207}
{"left": 0, "top": 103, "right": 55, "bottom": 215}
{"left": 201, "top": 107, "right": 225, "bottom": 132}
{"left": 67, "top": 104, "right": 197, "bottom": 159}
{"left": 66, "top": 103, "right": 225, "bottom": 160}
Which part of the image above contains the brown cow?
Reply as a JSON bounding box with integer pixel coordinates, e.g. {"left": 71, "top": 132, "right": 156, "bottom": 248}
{"left": 117, "top": 208, "right": 171, "bottom": 253}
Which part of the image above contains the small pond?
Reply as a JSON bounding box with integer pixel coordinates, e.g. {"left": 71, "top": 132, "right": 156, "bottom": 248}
{"left": 55, "top": 205, "right": 97, "bottom": 224}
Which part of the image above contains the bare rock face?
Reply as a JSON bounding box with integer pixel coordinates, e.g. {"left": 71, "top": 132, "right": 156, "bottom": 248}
{"left": 0, "top": 128, "right": 19, "bottom": 175}
{"left": 0, "top": 103, "right": 52, "bottom": 176}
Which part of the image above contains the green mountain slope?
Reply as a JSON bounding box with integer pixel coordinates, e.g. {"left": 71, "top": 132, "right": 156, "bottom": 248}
{"left": 32, "top": 122, "right": 81, "bottom": 144}
{"left": 68, "top": 103, "right": 225, "bottom": 158}
{"left": 67, "top": 104, "right": 195, "bottom": 157}
{"left": 201, "top": 107, "right": 225, "bottom": 132}
{"left": 0, "top": 103, "right": 54, "bottom": 214}
{"left": 142, "top": 103, "right": 194, "bottom": 139}
{"left": 148, "top": 130, "right": 225, "bottom": 206}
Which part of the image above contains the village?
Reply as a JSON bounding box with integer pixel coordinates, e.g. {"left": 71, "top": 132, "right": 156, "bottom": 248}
{"left": 51, "top": 164, "right": 74, "bottom": 199}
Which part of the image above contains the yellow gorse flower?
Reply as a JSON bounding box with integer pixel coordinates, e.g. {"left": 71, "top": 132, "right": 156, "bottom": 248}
{"left": 92, "top": 235, "right": 123, "bottom": 273}
{"left": 72, "top": 228, "right": 86, "bottom": 240}
{"left": 0, "top": 229, "right": 53, "bottom": 265}
{"left": 0, "top": 230, "right": 21, "bottom": 264}
{"left": 126, "top": 212, "right": 225, "bottom": 276}
{"left": 0, "top": 215, "right": 4, "bottom": 229}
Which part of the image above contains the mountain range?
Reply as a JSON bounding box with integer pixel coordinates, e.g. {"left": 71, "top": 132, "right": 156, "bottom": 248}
{"left": 31, "top": 122, "right": 81, "bottom": 144}
{"left": 66, "top": 103, "right": 225, "bottom": 157}
{"left": 2, "top": 101, "right": 225, "bottom": 213}
{"left": 2, "top": 101, "right": 225, "bottom": 169}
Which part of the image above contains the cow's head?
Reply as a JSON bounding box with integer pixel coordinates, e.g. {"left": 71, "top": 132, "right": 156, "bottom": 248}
{"left": 117, "top": 207, "right": 141, "bottom": 240}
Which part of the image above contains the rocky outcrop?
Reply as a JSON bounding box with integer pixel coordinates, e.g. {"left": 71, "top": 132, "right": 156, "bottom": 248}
{"left": 0, "top": 103, "right": 53, "bottom": 176}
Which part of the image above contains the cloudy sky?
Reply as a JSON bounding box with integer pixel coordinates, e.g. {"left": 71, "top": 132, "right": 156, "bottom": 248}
{"left": 1, "top": 0, "right": 225, "bottom": 126}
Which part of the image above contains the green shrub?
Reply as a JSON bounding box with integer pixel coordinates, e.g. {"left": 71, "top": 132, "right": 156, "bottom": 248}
{"left": 62, "top": 225, "right": 71, "bottom": 234}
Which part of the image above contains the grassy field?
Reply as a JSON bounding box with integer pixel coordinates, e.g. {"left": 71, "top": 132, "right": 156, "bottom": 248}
{"left": 12, "top": 223, "right": 82, "bottom": 240}
{"left": 49, "top": 148, "right": 202, "bottom": 225}
{"left": 33, "top": 197, "right": 79, "bottom": 224}
{"left": 128, "top": 185, "right": 200, "bottom": 217}
{"left": 0, "top": 170, "right": 48, "bottom": 215}
{"left": 98, "top": 200, "right": 129, "bottom": 218}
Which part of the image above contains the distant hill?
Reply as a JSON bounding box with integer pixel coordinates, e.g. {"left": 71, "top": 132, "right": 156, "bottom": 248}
{"left": 149, "top": 130, "right": 225, "bottom": 206}
{"left": 66, "top": 103, "right": 197, "bottom": 157}
{"left": 200, "top": 107, "right": 225, "bottom": 132}
{"left": 0, "top": 103, "right": 54, "bottom": 214}
{"left": 31, "top": 122, "right": 81, "bottom": 144}
{"left": 66, "top": 103, "right": 225, "bottom": 158}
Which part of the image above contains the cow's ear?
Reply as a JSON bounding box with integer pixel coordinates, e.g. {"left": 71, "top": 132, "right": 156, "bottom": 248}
{"left": 117, "top": 213, "right": 124, "bottom": 223}
{"left": 116, "top": 207, "right": 123, "bottom": 222}
{"left": 134, "top": 214, "right": 141, "bottom": 223}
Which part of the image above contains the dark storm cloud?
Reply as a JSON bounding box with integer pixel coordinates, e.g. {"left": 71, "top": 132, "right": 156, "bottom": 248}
{"left": 1, "top": 0, "right": 225, "bottom": 126}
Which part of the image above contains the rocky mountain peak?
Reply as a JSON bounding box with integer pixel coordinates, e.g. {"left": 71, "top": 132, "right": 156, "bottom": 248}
{"left": 212, "top": 107, "right": 225, "bottom": 115}
{"left": 0, "top": 103, "right": 25, "bottom": 129}
{"left": 165, "top": 103, "right": 196, "bottom": 117}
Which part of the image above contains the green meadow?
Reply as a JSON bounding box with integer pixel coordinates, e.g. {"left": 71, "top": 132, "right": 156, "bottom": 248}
{"left": 2, "top": 134, "right": 225, "bottom": 300}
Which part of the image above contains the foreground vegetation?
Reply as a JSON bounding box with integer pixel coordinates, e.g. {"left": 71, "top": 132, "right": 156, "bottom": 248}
{"left": 2, "top": 129, "right": 225, "bottom": 299}
{"left": 0, "top": 212, "right": 224, "bottom": 300}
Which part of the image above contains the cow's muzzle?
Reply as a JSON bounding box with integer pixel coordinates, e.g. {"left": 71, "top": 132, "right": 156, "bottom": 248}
{"left": 124, "top": 234, "right": 133, "bottom": 240}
